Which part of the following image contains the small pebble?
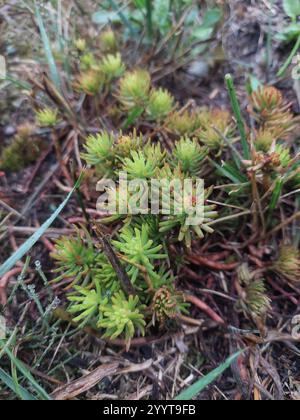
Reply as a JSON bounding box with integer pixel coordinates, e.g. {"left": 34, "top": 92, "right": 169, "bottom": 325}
{"left": 187, "top": 60, "right": 209, "bottom": 78}
{"left": 4, "top": 125, "right": 16, "bottom": 137}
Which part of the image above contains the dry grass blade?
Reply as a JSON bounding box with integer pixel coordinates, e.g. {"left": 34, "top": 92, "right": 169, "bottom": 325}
{"left": 51, "top": 363, "right": 120, "bottom": 400}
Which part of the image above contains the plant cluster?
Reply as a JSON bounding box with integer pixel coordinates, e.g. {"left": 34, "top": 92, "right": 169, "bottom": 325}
{"left": 2, "top": 0, "right": 300, "bottom": 401}
{"left": 4, "top": 20, "right": 299, "bottom": 347}
{"left": 92, "top": 1, "right": 223, "bottom": 60}
{"left": 51, "top": 223, "right": 184, "bottom": 347}
{"left": 272, "top": 245, "right": 300, "bottom": 284}
{"left": 236, "top": 264, "right": 271, "bottom": 317}
{"left": 48, "top": 70, "right": 300, "bottom": 345}
{"left": 0, "top": 123, "right": 44, "bottom": 172}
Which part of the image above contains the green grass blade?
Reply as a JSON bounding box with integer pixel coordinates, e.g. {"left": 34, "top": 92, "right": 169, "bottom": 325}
{"left": 174, "top": 350, "right": 244, "bottom": 400}
{"left": 123, "top": 106, "right": 144, "bottom": 129}
{"left": 277, "top": 33, "right": 300, "bottom": 77}
{"left": 0, "top": 367, "right": 37, "bottom": 400}
{"left": 106, "top": 0, "right": 135, "bottom": 36}
{"left": 214, "top": 164, "right": 241, "bottom": 184}
{"left": 268, "top": 178, "right": 283, "bottom": 212}
{"left": 225, "top": 74, "right": 250, "bottom": 160}
{"left": 0, "top": 175, "right": 82, "bottom": 278}
{"left": 0, "top": 76, "right": 32, "bottom": 90}
{"left": 210, "top": 159, "right": 248, "bottom": 184}
{"left": 267, "top": 178, "right": 283, "bottom": 225}
{"left": 35, "top": 3, "right": 61, "bottom": 91}
{"left": 5, "top": 349, "right": 51, "bottom": 400}
{"left": 145, "top": 0, "right": 153, "bottom": 40}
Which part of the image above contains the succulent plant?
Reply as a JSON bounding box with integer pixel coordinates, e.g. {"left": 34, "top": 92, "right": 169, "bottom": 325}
{"left": 254, "top": 128, "right": 276, "bottom": 153}
{"left": 98, "top": 185, "right": 134, "bottom": 224}
{"left": 275, "top": 144, "right": 291, "bottom": 168}
{"left": 118, "top": 69, "right": 151, "bottom": 109}
{"left": 199, "top": 109, "right": 234, "bottom": 150}
{"left": 114, "top": 130, "right": 143, "bottom": 162}
{"left": 0, "top": 124, "right": 43, "bottom": 172}
{"left": 36, "top": 108, "right": 59, "bottom": 127}
{"left": 8, "top": 4, "right": 300, "bottom": 368}
{"left": 250, "top": 86, "right": 285, "bottom": 115}
{"left": 99, "top": 29, "right": 117, "bottom": 53}
{"left": 152, "top": 286, "right": 186, "bottom": 324}
{"left": 144, "top": 141, "right": 166, "bottom": 166}
{"left": 155, "top": 163, "right": 184, "bottom": 181}
{"left": 100, "top": 53, "right": 125, "bottom": 81}
{"left": 173, "top": 137, "right": 208, "bottom": 176}
{"left": 245, "top": 280, "right": 271, "bottom": 317}
{"left": 146, "top": 88, "right": 174, "bottom": 121}
{"left": 81, "top": 131, "right": 115, "bottom": 169}
{"left": 93, "top": 254, "right": 121, "bottom": 295}
{"left": 98, "top": 291, "right": 146, "bottom": 344}
{"left": 272, "top": 245, "right": 300, "bottom": 283}
{"left": 237, "top": 264, "right": 271, "bottom": 317}
{"left": 115, "top": 134, "right": 142, "bottom": 158}
{"left": 246, "top": 142, "right": 292, "bottom": 181}
{"left": 249, "top": 86, "right": 298, "bottom": 138}
{"left": 149, "top": 265, "right": 176, "bottom": 292}
{"left": 112, "top": 224, "right": 167, "bottom": 283}
{"left": 76, "top": 69, "right": 103, "bottom": 95}
{"left": 122, "top": 150, "right": 158, "bottom": 180}
{"left": 80, "top": 53, "right": 97, "bottom": 71}
{"left": 166, "top": 109, "right": 202, "bottom": 137}
{"left": 74, "top": 38, "right": 87, "bottom": 52}
{"left": 131, "top": 214, "right": 161, "bottom": 235}
{"left": 51, "top": 233, "right": 99, "bottom": 285}
{"left": 255, "top": 147, "right": 291, "bottom": 172}
{"left": 68, "top": 282, "right": 103, "bottom": 323}
{"left": 159, "top": 187, "right": 218, "bottom": 248}
{"left": 40, "top": 54, "right": 299, "bottom": 349}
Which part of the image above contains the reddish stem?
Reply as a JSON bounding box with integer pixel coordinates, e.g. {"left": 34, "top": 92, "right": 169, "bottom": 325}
{"left": 187, "top": 254, "right": 238, "bottom": 271}
{"left": 0, "top": 267, "right": 23, "bottom": 289}
{"left": 248, "top": 255, "right": 264, "bottom": 268}
{"left": 0, "top": 267, "right": 23, "bottom": 305}
{"left": 267, "top": 277, "right": 298, "bottom": 306}
{"left": 182, "top": 267, "right": 204, "bottom": 282}
{"left": 42, "top": 237, "right": 55, "bottom": 252}
{"left": 208, "top": 251, "right": 230, "bottom": 262}
{"left": 185, "top": 294, "right": 225, "bottom": 325}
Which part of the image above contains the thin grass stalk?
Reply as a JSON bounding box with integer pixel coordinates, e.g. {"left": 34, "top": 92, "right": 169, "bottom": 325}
{"left": 0, "top": 368, "right": 37, "bottom": 400}
{"left": 225, "top": 74, "right": 250, "bottom": 160}
{"left": 145, "top": 0, "right": 153, "bottom": 40}
{"left": 107, "top": 0, "right": 135, "bottom": 37}
{"left": 35, "top": 3, "right": 62, "bottom": 91}
{"left": 277, "top": 34, "right": 300, "bottom": 77}
{"left": 5, "top": 348, "right": 52, "bottom": 400}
